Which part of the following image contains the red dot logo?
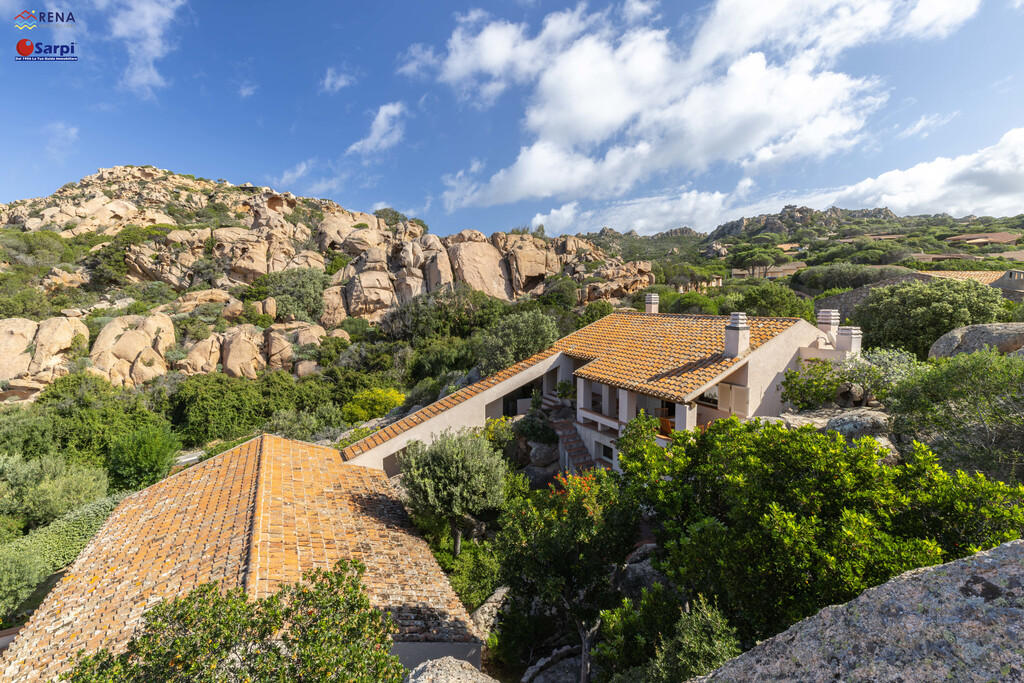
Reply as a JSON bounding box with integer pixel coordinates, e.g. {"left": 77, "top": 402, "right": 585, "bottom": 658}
{"left": 16, "top": 39, "right": 34, "bottom": 56}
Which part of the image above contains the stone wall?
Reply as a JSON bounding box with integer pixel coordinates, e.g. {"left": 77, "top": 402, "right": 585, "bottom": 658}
{"left": 814, "top": 273, "right": 934, "bottom": 322}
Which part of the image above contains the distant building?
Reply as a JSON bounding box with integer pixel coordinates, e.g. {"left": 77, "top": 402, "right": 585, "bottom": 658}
{"left": 0, "top": 436, "right": 480, "bottom": 682}
{"left": 730, "top": 261, "right": 807, "bottom": 279}
{"left": 944, "top": 232, "right": 1020, "bottom": 246}
{"left": 907, "top": 252, "right": 980, "bottom": 262}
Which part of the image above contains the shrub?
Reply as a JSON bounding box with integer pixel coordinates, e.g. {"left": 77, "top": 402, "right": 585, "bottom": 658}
{"left": 618, "top": 415, "right": 1024, "bottom": 643}
{"left": 107, "top": 424, "right": 181, "bottom": 492}
{"left": 340, "top": 387, "right": 404, "bottom": 423}
{"left": 887, "top": 349, "right": 1024, "bottom": 483}
{"left": 334, "top": 426, "right": 376, "bottom": 450}
{"left": 241, "top": 269, "right": 328, "bottom": 323}
{"left": 853, "top": 278, "right": 1004, "bottom": 358}
{"left": 61, "top": 560, "right": 405, "bottom": 683}
{"left": 577, "top": 299, "right": 614, "bottom": 328}
{"left": 779, "top": 358, "right": 842, "bottom": 410}
{"left": 725, "top": 281, "right": 813, "bottom": 320}
{"left": 593, "top": 583, "right": 684, "bottom": 678}
{"left": 538, "top": 276, "right": 580, "bottom": 309}
{"left": 476, "top": 310, "right": 558, "bottom": 375}
{"left": 378, "top": 284, "right": 508, "bottom": 344}
{"left": 835, "top": 347, "right": 921, "bottom": 403}
{"left": 409, "top": 337, "right": 475, "bottom": 382}
{"left": 667, "top": 292, "right": 719, "bottom": 315}
{"left": 0, "top": 454, "right": 108, "bottom": 531}
{"left": 0, "top": 408, "right": 56, "bottom": 459}
{"left": 168, "top": 373, "right": 266, "bottom": 447}
{"left": 401, "top": 430, "right": 508, "bottom": 557}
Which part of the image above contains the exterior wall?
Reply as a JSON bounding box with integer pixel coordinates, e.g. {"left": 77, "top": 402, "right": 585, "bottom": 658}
{"left": 346, "top": 353, "right": 571, "bottom": 470}
{"left": 391, "top": 641, "right": 482, "bottom": 671}
{"left": 744, "top": 320, "right": 823, "bottom": 418}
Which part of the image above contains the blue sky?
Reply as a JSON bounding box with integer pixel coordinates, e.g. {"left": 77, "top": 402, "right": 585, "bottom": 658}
{"left": 2, "top": 0, "right": 1024, "bottom": 235}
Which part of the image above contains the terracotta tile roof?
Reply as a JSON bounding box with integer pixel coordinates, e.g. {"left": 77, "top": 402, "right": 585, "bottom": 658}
{"left": 553, "top": 310, "right": 798, "bottom": 402}
{"left": 945, "top": 232, "right": 1019, "bottom": 244}
{"left": 0, "top": 435, "right": 476, "bottom": 683}
{"left": 920, "top": 270, "right": 1007, "bottom": 285}
{"left": 341, "top": 311, "right": 799, "bottom": 459}
{"left": 341, "top": 347, "right": 559, "bottom": 460}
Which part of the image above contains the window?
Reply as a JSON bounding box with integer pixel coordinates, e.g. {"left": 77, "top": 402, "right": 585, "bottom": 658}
{"left": 696, "top": 385, "right": 718, "bottom": 407}
{"left": 600, "top": 443, "right": 614, "bottom": 462}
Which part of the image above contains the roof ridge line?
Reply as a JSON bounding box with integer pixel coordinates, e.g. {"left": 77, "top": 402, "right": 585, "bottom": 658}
{"left": 242, "top": 433, "right": 267, "bottom": 595}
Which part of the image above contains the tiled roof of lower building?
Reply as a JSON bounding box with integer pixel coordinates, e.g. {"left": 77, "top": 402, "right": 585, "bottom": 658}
{"left": 920, "top": 270, "right": 1007, "bottom": 285}
{"left": 0, "top": 435, "right": 476, "bottom": 683}
{"left": 553, "top": 310, "right": 799, "bottom": 402}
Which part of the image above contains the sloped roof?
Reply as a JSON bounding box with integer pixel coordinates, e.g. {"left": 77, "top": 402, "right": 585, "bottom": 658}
{"left": 945, "top": 232, "right": 1019, "bottom": 243}
{"left": 0, "top": 435, "right": 476, "bottom": 683}
{"left": 920, "top": 270, "right": 1007, "bottom": 285}
{"left": 554, "top": 311, "right": 800, "bottom": 402}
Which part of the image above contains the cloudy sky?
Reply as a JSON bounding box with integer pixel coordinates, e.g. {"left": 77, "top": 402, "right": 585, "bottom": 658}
{"left": 2, "top": 0, "right": 1023, "bottom": 235}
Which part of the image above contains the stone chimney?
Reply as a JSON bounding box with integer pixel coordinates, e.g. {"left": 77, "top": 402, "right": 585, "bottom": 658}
{"left": 724, "top": 311, "right": 750, "bottom": 357}
{"left": 837, "top": 326, "right": 862, "bottom": 355}
{"left": 645, "top": 293, "right": 659, "bottom": 314}
{"left": 817, "top": 309, "right": 840, "bottom": 337}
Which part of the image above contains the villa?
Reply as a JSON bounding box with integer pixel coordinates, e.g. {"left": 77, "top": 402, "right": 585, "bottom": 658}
{"left": 341, "top": 295, "right": 862, "bottom": 473}
{"left": 0, "top": 435, "right": 480, "bottom": 682}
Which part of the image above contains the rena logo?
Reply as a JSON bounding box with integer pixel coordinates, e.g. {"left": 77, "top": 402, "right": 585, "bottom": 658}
{"left": 14, "top": 38, "right": 77, "bottom": 61}
{"left": 14, "top": 10, "right": 36, "bottom": 29}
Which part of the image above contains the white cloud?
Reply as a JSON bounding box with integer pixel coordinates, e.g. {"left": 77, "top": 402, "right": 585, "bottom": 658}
{"left": 272, "top": 159, "right": 314, "bottom": 189}
{"left": 306, "top": 174, "right": 347, "bottom": 196}
{"left": 421, "top": 0, "right": 981, "bottom": 212}
{"left": 104, "top": 0, "right": 188, "bottom": 98}
{"left": 238, "top": 81, "right": 258, "bottom": 98}
{"left": 397, "top": 44, "right": 441, "bottom": 77}
{"left": 43, "top": 121, "right": 79, "bottom": 163}
{"left": 559, "top": 127, "right": 1024, "bottom": 234}
{"left": 896, "top": 111, "right": 959, "bottom": 139}
{"left": 320, "top": 66, "right": 355, "bottom": 93}
{"left": 347, "top": 102, "right": 409, "bottom": 155}
{"left": 531, "top": 201, "right": 580, "bottom": 232}
{"left": 371, "top": 201, "right": 389, "bottom": 211}
{"left": 622, "top": 0, "right": 658, "bottom": 23}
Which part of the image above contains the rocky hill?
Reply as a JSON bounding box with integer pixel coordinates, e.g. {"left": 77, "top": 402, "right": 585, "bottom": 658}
{"left": 0, "top": 166, "right": 654, "bottom": 400}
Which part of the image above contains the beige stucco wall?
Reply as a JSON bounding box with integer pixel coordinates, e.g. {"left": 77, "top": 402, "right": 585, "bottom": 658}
{"left": 346, "top": 353, "right": 573, "bottom": 470}
{"left": 743, "top": 320, "right": 823, "bottom": 417}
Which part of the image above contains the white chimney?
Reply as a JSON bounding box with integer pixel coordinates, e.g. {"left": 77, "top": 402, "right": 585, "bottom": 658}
{"left": 645, "top": 293, "right": 659, "bottom": 314}
{"left": 817, "top": 309, "right": 840, "bottom": 337}
{"left": 837, "top": 326, "right": 862, "bottom": 355}
{"left": 724, "top": 311, "right": 750, "bottom": 357}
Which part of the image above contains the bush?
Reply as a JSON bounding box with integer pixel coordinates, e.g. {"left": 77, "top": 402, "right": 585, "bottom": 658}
{"left": 408, "top": 337, "right": 475, "bottom": 382}
{"left": 836, "top": 347, "right": 921, "bottom": 403}
{"left": 853, "top": 278, "right": 1004, "bottom": 358}
{"left": 593, "top": 583, "right": 684, "bottom": 678}
{"left": 538, "top": 276, "right": 580, "bottom": 309}
{"left": 888, "top": 349, "right": 1024, "bottom": 483}
{"left": 0, "top": 408, "right": 56, "bottom": 459}
{"left": 168, "top": 373, "right": 266, "bottom": 447}
{"left": 0, "top": 454, "right": 108, "bottom": 531}
{"left": 724, "top": 281, "right": 813, "bottom": 320}
{"left": 577, "top": 300, "right": 614, "bottom": 328}
{"left": 62, "top": 560, "right": 406, "bottom": 683}
{"left": 340, "top": 387, "right": 404, "bottom": 423}
{"left": 241, "top": 269, "right": 329, "bottom": 323}
{"left": 618, "top": 415, "right": 1024, "bottom": 643}
{"left": 476, "top": 310, "right": 558, "bottom": 375}
{"left": 378, "top": 284, "right": 508, "bottom": 344}
{"left": 779, "top": 358, "right": 841, "bottom": 410}
{"left": 107, "top": 424, "right": 181, "bottom": 492}
{"left": 794, "top": 263, "right": 911, "bottom": 291}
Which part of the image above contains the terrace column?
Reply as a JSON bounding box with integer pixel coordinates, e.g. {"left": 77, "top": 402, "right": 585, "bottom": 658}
{"left": 601, "top": 383, "right": 613, "bottom": 417}
{"left": 577, "top": 377, "right": 589, "bottom": 422}
{"left": 675, "top": 402, "right": 697, "bottom": 432}
{"left": 617, "top": 389, "right": 637, "bottom": 425}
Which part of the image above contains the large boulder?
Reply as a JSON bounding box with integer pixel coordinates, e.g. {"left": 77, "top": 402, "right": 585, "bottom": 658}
{"left": 320, "top": 286, "right": 348, "bottom": 328}
{"left": 89, "top": 314, "right": 175, "bottom": 388}
{"left": 0, "top": 319, "right": 38, "bottom": 381}
{"left": 448, "top": 242, "right": 513, "bottom": 300}
{"left": 177, "top": 334, "right": 222, "bottom": 375}
{"left": 29, "top": 317, "right": 89, "bottom": 380}
{"left": 346, "top": 270, "right": 396, "bottom": 322}
{"left": 691, "top": 541, "right": 1024, "bottom": 682}
{"left": 929, "top": 323, "right": 1024, "bottom": 358}
{"left": 406, "top": 657, "right": 497, "bottom": 683}
{"left": 220, "top": 325, "right": 266, "bottom": 379}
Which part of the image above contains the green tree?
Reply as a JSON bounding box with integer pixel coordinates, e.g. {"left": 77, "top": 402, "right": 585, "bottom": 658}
{"left": 887, "top": 349, "right": 1024, "bottom": 483}
{"left": 107, "top": 424, "right": 182, "bottom": 491}
{"left": 476, "top": 309, "right": 558, "bottom": 375}
{"left": 0, "top": 453, "right": 107, "bottom": 531}
{"left": 372, "top": 207, "right": 408, "bottom": 228}
{"left": 340, "top": 387, "right": 404, "bottom": 423}
{"left": 724, "top": 281, "right": 813, "bottom": 320}
{"left": 538, "top": 276, "right": 581, "bottom": 309}
{"left": 495, "top": 471, "right": 640, "bottom": 683}
{"left": 617, "top": 415, "right": 1024, "bottom": 643}
{"left": 852, "top": 278, "right": 1003, "bottom": 358}
{"left": 401, "top": 430, "right": 508, "bottom": 557}
{"left": 61, "top": 559, "right": 405, "bottom": 683}
{"left": 241, "top": 269, "right": 329, "bottom": 323}
{"left": 168, "top": 373, "right": 266, "bottom": 447}
{"left": 577, "top": 300, "right": 614, "bottom": 329}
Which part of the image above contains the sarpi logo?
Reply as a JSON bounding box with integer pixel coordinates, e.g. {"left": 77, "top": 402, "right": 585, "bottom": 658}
{"left": 15, "top": 38, "right": 77, "bottom": 61}
{"left": 14, "top": 10, "right": 36, "bottom": 29}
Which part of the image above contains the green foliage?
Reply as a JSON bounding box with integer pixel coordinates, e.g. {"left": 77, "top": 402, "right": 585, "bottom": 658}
{"left": 667, "top": 292, "right": 719, "bottom": 315}
{"left": 538, "top": 276, "right": 580, "bottom": 309}
{"left": 402, "top": 430, "right": 508, "bottom": 557}
{"left": 779, "top": 358, "right": 842, "bottom": 410}
{"left": 496, "top": 470, "right": 640, "bottom": 681}
{"left": 408, "top": 336, "right": 475, "bottom": 382}
{"left": 324, "top": 252, "right": 350, "bottom": 277}
{"left": 853, "top": 278, "right": 1004, "bottom": 358}
{"left": 378, "top": 284, "right": 509, "bottom": 344}
{"left": 340, "top": 387, "right": 404, "bottom": 423}
{"left": 605, "top": 597, "right": 740, "bottom": 683}
{"left": 334, "top": 426, "right": 376, "bottom": 450}
{"left": 0, "top": 454, "right": 107, "bottom": 531}
{"left": 0, "top": 408, "right": 56, "bottom": 459}
{"left": 262, "top": 404, "right": 348, "bottom": 442}
{"left": 793, "top": 263, "right": 911, "bottom": 292}
{"left": 577, "top": 299, "right": 614, "bottom": 328}
{"left": 723, "top": 281, "right": 813, "bottom": 320}
{"left": 169, "top": 373, "right": 266, "bottom": 447}
{"left": 241, "top": 269, "right": 329, "bottom": 323}
{"left": 556, "top": 380, "right": 575, "bottom": 400}
{"left": 107, "top": 423, "right": 182, "bottom": 491}
{"left": 476, "top": 309, "right": 558, "bottom": 375}
{"left": 836, "top": 348, "right": 921, "bottom": 403}
{"left": 425, "top": 534, "right": 501, "bottom": 610}
{"left": 593, "top": 584, "right": 684, "bottom": 678}
{"left": 514, "top": 408, "right": 557, "bottom": 444}
{"left": 618, "top": 416, "right": 1024, "bottom": 643}
{"left": 373, "top": 207, "right": 408, "bottom": 228}
{"left": 339, "top": 317, "right": 373, "bottom": 343}
{"left": 61, "top": 560, "right": 405, "bottom": 683}
{"left": 888, "top": 349, "right": 1024, "bottom": 483}
{"left": 316, "top": 335, "right": 350, "bottom": 366}
{"left": 89, "top": 225, "right": 173, "bottom": 287}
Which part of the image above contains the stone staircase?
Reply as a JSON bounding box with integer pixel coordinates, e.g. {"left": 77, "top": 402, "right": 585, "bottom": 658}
{"left": 552, "top": 419, "right": 599, "bottom": 472}
{"left": 540, "top": 391, "right": 561, "bottom": 411}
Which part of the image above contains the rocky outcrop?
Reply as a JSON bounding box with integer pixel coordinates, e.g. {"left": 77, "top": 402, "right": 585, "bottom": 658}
{"left": 691, "top": 541, "right": 1024, "bottom": 682}
{"left": 0, "top": 317, "right": 88, "bottom": 401}
{"left": 929, "top": 323, "right": 1024, "bottom": 358}
{"left": 40, "top": 267, "right": 88, "bottom": 291}
{"left": 448, "top": 241, "right": 514, "bottom": 301}
{"left": 264, "top": 322, "right": 324, "bottom": 372}
{"left": 219, "top": 324, "right": 266, "bottom": 380}
{"left": 405, "top": 657, "right": 497, "bottom": 682}
{"left": 780, "top": 408, "right": 897, "bottom": 460}
{"left": 87, "top": 314, "right": 175, "bottom": 388}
